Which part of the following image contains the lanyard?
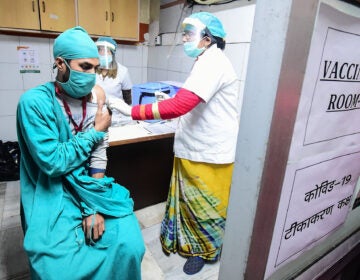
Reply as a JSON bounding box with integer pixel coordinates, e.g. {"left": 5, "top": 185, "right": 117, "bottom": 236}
{"left": 54, "top": 83, "right": 87, "bottom": 133}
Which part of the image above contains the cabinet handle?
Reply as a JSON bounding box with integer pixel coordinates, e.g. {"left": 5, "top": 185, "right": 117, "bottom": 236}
{"left": 42, "top": 1, "right": 45, "bottom": 13}
{"left": 106, "top": 11, "right": 108, "bottom": 21}
{"left": 112, "top": 12, "right": 114, "bottom": 22}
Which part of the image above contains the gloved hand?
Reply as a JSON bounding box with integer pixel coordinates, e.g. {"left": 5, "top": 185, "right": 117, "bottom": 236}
{"left": 106, "top": 98, "right": 132, "bottom": 116}
{"left": 155, "top": 90, "right": 171, "bottom": 101}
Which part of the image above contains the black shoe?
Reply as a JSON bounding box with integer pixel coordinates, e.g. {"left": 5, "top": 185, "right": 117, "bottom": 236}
{"left": 183, "top": 256, "right": 205, "bottom": 275}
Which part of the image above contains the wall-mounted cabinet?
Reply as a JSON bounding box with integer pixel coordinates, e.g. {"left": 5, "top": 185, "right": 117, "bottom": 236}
{"left": 0, "top": 0, "right": 139, "bottom": 41}
{"left": 77, "top": 0, "right": 111, "bottom": 36}
{"left": 0, "top": 0, "right": 75, "bottom": 32}
{"left": 0, "top": 0, "right": 40, "bottom": 30}
{"left": 110, "top": 0, "right": 139, "bottom": 40}
{"left": 39, "top": 0, "right": 76, "bottom": 32}
{"left": 78, "top": 0, "right": 139, "bottom": 41}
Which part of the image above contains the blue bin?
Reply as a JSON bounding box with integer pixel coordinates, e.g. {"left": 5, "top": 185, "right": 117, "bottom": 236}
{"left": 132, "top": 82, "right": 180, "bottom": 122}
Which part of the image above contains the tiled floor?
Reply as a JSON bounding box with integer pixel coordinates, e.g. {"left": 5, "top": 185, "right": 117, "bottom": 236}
{"left": 137, "top": 203, "right": 220, "bottom": 280}
{"left": 0, "top": 181, "right": 219, "bottom": 280}
{"left": 0, "top": 181, "right": 30, "bottom": 280}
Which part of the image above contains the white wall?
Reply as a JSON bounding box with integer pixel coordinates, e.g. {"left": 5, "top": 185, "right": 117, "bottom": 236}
{"left": 0, "top": 35, "right": 147, "bottom": 141}
{"left": 0, "top": 35, "right": 53, "bottom": 141}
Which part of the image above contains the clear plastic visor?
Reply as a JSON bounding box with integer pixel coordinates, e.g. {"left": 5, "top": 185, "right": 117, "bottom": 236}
{"left": 97, "top": 45, "right": 113, "bottom": 56}
{"left": 182, "top": 24, "right": 203, "bottom": 42}
{"left": 181, "top": 17, "right": 206, "bottom": 42}
{"left": 97, "top": 45, "right": 114, "bottom": 69}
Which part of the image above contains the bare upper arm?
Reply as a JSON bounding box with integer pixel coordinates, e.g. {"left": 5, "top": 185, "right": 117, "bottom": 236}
{"left": 92, "top": 85, "right": 106, "bottom": 105}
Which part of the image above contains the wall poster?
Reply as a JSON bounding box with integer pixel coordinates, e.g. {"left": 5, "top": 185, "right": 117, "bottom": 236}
{"left": 265, "top": 3, "right": 360, "bottom": 278}
{"left": 17, "top": 46, "right": 40, "bottom": 73}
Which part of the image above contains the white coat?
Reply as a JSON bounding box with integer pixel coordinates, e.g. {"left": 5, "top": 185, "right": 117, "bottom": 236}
{"left": 175, "top": 44, "right": 241, "bottom": 164}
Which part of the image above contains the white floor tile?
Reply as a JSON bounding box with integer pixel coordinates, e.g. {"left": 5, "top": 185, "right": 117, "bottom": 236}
{"left": 135, "top": 201, "right": 166, "bottom": 229}
{"left": 141, "top": 245, "right": 165, "bottom": 280}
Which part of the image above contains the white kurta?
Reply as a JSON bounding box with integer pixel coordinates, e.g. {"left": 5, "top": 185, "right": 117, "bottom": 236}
{"left": 175, "top": 45, "right": 241, "bottom": 164}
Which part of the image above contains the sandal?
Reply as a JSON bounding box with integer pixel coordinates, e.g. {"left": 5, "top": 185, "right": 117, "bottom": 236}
{"left": 183, "top": 256, "right": 205, "bottom": 275}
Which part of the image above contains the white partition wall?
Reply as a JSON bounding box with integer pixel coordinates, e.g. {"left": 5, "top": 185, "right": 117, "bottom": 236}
{"left": 220, "top": 1, "right": 360, "bottom": 279}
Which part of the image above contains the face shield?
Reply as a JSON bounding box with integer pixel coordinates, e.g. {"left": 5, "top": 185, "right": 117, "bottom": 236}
{"left": 181, "top": 17, "right": 209, "bottom": 58}
{"left": 181, "top": 17, "right": 207, "bottom": 43}
{"left": 95, "top": 41, "right": 115, "bottom": 69}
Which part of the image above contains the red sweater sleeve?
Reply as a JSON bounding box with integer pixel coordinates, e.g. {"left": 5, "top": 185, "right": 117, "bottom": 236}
{"left": 131, "top": 88, "right": 202, "bottom": 120}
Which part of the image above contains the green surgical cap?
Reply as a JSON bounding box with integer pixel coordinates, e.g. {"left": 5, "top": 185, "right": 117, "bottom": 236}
{"left": 53, "top": 26, "right": 99, "bottom": 59}
{"left": 189, "top": 12, "right": 226, "bottom": 39}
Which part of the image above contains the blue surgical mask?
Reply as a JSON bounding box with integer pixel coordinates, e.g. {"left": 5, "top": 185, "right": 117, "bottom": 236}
{"left": 183, "top": 41, "right": 205, "bottom": 58}
{"left": 99, "top": 55, "right": 113, "bottom": 68}
{"left": 56, "top": 60, "right": 95, "bottom": 99}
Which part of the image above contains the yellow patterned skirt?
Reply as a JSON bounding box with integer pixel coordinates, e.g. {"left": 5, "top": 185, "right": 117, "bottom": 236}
{"left": 160, "top": 157, "right": 234, "bottom": 261}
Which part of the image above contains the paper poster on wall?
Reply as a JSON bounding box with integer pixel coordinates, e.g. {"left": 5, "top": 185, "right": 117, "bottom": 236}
{"left": 265, "top": 3, "right": 360, "bottom": 278}
{"left": 304, "top": 27, "right": 360, "bottom": 145}
{"left": 273, "top": 149, "right": 360, "bottom": 267}
{"left": 18, "top": 46, "right": 40, "bottom": 73}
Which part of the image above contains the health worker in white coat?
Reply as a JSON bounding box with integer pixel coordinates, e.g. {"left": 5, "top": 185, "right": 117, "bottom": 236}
{"left": 108, "top": 12, "right": 241, "bottom": 275}
{"left": 95, "top": 37, "right": 133, "bottom": 125}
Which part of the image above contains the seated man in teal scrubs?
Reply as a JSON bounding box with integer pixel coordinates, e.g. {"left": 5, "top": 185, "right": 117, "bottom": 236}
{"left": 16, "top": 26, "right": 145, "bottom": 280}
